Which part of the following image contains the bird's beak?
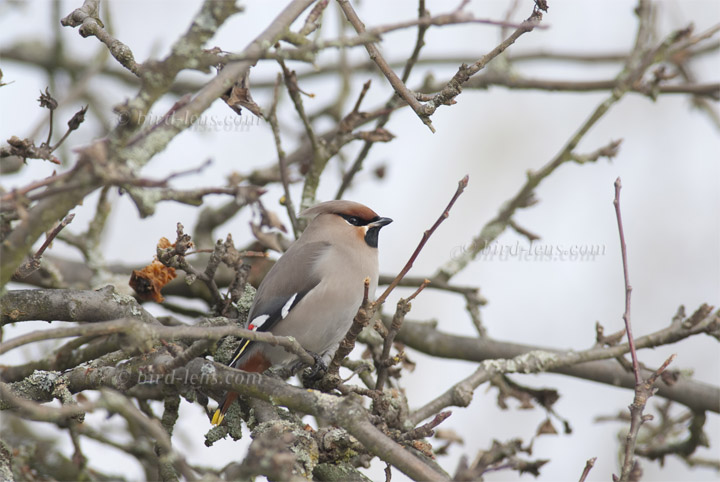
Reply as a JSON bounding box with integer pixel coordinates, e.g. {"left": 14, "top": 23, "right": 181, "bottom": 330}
{"left": 369, "top": 217, "right": 393, "bottom": 228}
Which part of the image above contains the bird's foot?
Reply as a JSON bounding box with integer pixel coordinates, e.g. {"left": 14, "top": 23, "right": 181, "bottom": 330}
{"left": 305, "top": 351, "right": 328, "bottom": 380}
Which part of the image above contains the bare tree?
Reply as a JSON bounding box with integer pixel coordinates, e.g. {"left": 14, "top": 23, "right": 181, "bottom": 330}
{"left": 1, "top": 0, "right": 718, "bottom": 481}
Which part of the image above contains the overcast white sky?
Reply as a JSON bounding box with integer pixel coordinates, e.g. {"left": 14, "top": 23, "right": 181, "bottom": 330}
{"left": 1, "top": 1, "right": 719, "bottom": 481}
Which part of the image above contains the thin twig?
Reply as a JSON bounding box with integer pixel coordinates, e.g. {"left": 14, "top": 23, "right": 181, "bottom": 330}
{"left": 44, "top": 104, "right": 55, "bottom": 147}
{"left": 279, "top": 58, "right": 331, "bottom": 212}
{"left": 98, "top": 390, "right": 197, "bottom": 480}
{"left": 613, "top": 177, "right": 640, "bottom": 386}
{"left": 456, "top": 73, "right": 720, "bottom": 100}
{"left": 375, "top": 175, "right": 468, "bottom": 307}
{"left": 397, "top": 410, "right": 451, "bottom": 442}
{"left": 326, "top": 278, "right": 372, "bottom": 378}
{"left": 613, "top": 173, "right": 678, "bottom": 482}
{"left": 336, "top": 0, "right": 430, "bottom": 199}
{"left": 61, "top": 0, "right": 140, "bottom": 75}
{"left": 618, "top": 354, "right": 677, "bottom": 482}
{"left": 432, "top": 54, "right": 660, "bottom": 284}
{"left": 0, "top": 318, "right": 315, "bottom": 366}
{"left": 578, "top": 457, "right": 597, "bottom": 482}
{"left": 424, "top": 7, "right": 543, "bottom": 115}
{"left": 431, "top": 4, "right": 695, "bottom": 285}
{"left": 298, "top": 0, "right": 329, "bottom": 36}
{"left": 269, "top": 73, "right": 300, "bottom": 238}
{"left": 404, "top": 306, "right": 704, "bottom": 426}
{"left": 337, "top": 0, "right": 436, "bottom": 132}
{"left": 0, "top": 171, "right": 72, "bottom": 204}
{"left": 14, "top": 213, "right": 75, "bottom": 279}
{"left": 375, "top": 280, "right": 429, "bottom": 391}
{"left": 49, "top": 106, "right": 87, "bottom": 152}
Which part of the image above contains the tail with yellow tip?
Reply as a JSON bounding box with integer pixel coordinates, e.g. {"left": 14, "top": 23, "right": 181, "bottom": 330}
{"left": 211, "top": 392, "right": 238, "bottom": 426}
{"left": 211, "top": 409, "right": 224, "bottom": 426}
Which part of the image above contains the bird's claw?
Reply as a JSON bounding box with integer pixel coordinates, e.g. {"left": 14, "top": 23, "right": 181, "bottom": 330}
{"left": 306, "top": 351, "right": 328, "bottom": 380}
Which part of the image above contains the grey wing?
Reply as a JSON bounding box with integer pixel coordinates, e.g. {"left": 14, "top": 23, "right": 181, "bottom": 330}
{"left": 227, "top": 241, "right": 330, "bottom": 368}
{"left": 249, "top": 240, "right": 330, "bottom": 327}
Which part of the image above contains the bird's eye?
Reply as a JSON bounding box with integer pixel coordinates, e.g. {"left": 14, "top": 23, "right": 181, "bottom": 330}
{"left": 339, "top": 213, "right": 368, "bottom": 226}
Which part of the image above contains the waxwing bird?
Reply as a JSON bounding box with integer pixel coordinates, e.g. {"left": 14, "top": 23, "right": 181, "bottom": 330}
{"left": 212, "top": 200, "right": 392, "bottom": 425}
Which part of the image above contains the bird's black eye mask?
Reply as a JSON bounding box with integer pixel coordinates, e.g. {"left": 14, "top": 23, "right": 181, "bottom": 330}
{"left": 338, "top": 213, "right": 389, "bottom": 248}
{"left": 337, "top": 213, "right": 378, "bottom": 226}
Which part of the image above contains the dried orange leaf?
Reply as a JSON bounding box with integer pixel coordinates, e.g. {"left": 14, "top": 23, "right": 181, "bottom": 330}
{"left": 129, "top": 260, "right": 176, "bottom": 303}
{"left": 157, "top": 237, "right": 173, "bottom": 249}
